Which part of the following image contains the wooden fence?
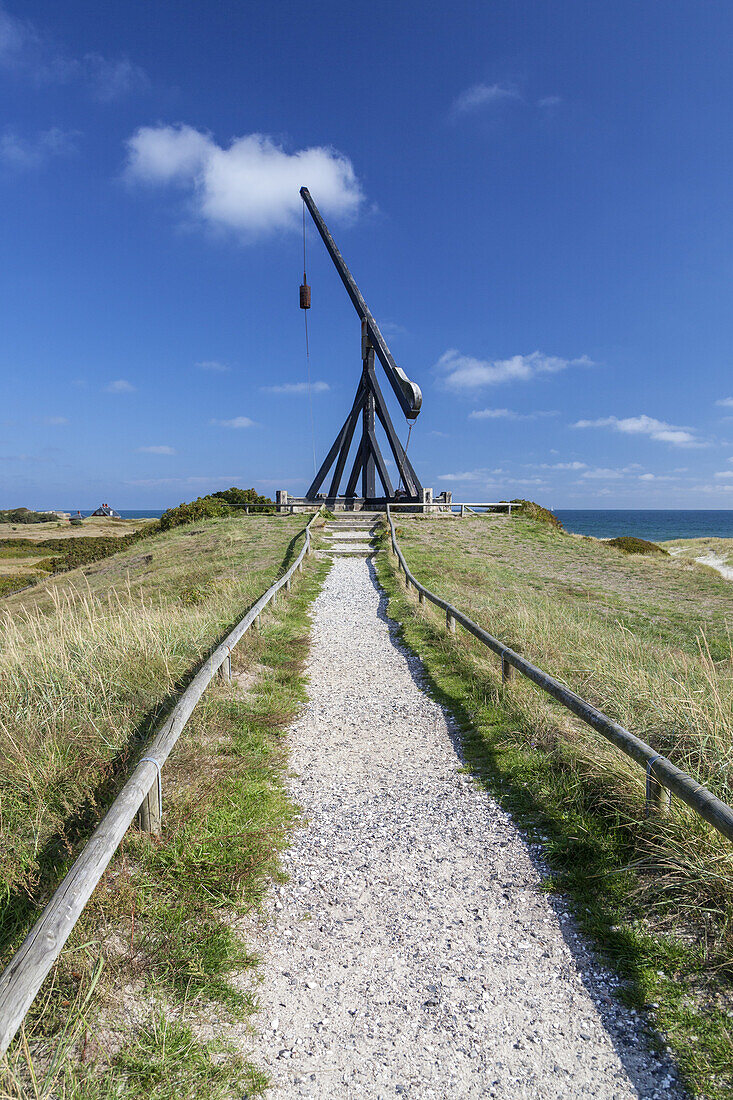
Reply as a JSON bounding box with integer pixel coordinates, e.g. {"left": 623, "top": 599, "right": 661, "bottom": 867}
{"left": 0, "top": 509, "right": 323, "bottom": 1057}
{"left": 385, "top": 505, "right": 733, "bottom": 842}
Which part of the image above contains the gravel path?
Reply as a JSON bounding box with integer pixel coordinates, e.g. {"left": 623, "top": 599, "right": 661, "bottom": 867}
{"left": 247, "top": 557, "right": 682, "bottom": 1098}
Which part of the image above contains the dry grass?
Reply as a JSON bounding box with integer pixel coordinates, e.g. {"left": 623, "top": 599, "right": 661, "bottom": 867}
{"left": 0, "top": 515, "right": 306, "bottom": 958}
{"left": 380, "top": 515, "right": 733, "bottom": 1097}
{"left": 389, "top": 515, "right": 733, "bottom": 920}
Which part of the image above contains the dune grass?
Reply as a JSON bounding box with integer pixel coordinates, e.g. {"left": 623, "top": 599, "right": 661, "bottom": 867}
{"left": 0, "top": 516, "right": 328, "bottom": 1097}
{"left": 378, "top": 513, "right": 733, "bottom": 1099}
{"left": 0, "top": 516, "right": 308, "bottom": 955}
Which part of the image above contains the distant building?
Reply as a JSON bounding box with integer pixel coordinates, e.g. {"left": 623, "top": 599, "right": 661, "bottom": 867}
{"left": 90, "top": 503, "right": 121, "bottom": 518}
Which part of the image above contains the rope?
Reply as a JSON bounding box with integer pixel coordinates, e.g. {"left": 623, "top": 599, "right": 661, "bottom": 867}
{"left": 397, "top": 420, "right": 414, "bottom": 493}
{"left": 302, "top": 201, "right": 317, "bottom": 475}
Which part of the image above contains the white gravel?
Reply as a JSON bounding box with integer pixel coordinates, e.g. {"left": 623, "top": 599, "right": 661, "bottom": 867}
{"left": 247, "top": 557, "right": 683, "bottom": 1098}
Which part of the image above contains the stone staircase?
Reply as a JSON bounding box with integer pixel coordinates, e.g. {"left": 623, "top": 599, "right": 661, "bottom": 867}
{"left": 317, "top": 513, "right": 381, "bottom": 557}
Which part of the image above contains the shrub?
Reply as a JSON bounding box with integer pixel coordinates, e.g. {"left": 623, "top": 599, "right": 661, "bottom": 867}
{"left": 508, "top": 499, "right": 564, "bottom": 529}
{"left": 160, "top": 487, "right": 275, "bottom": 530}
{"left": 607, "top": 536, "right": 668, "bottom": 556}
{"left": 0, "top": 574, "right": 36, "bottom": 597}
{"left": 211, "top": 486, "right": 273, "bottom": 510}
{"left": 0, "top": 507, "right": 55, "bottom": 524}
{"left": 159, "top": 497, "right": 232, "bottom": 531}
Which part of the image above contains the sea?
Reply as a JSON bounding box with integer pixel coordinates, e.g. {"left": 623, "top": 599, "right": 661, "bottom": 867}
{"left": 98, "top": 507, "right": 733, "bottom": 543}
{"left": 554, "top": 510, "right": 733, "bottom": 542}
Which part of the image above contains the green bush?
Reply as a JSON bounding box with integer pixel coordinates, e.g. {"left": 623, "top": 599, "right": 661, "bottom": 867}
{"left": 607, "top": 536, "right": 668, "bottom": 556}
{"left": 160, "top": 488, "right": 274, "bottom": 531}
{"left": 159, "top": 497, "right": 232, "bottom": 531}
{"left": 0, "top": 574, "right": 37, "bottom": 597}
{"left": 0, "top": 507, "right": 55, "bottom": 524}
{"left": 506, "top": 499, "right": 564, "bottom": 529}
{"left": 211, "top": 486, "right": 273, "bottom": 510}
{"left": 0, "top": 528, "right": 161, "bottom": 582}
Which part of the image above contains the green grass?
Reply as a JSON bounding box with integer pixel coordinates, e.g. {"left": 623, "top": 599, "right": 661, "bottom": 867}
{"left": 0, "top": 516, "right": 309, "bottom": 930}
{"left": 1, "top": 529, "right": 329, "bottom": 1098}
{"left": 377, "top": 515, "right": 733, "bottom": 1100}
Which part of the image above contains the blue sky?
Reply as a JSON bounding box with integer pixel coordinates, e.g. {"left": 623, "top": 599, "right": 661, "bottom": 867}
{"left": 2, "top": 0, "right": 733, "bottom": 510}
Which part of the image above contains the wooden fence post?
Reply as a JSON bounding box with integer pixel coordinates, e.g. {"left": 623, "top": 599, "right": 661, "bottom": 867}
{"left": 137, "top": 762, "right": 162, "bottom": 836}
{"left": 501, "top": 656, "right": 514, "bottom": 683}
{"left": 646, "top": 759, "right": 670, "bottom": 816}
{"left": 217, "top": 650, "right": 232, "bottom": 682}
{"left": 446, "top": 611, "right": 456, "bottom": 633}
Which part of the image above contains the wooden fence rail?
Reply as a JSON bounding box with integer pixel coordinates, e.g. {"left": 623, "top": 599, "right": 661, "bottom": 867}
{"left": 385, "top": 505, "right": 733, "bottom": 843}
{"left": 0, "top": 509, "right": 323, "bottom": 1058}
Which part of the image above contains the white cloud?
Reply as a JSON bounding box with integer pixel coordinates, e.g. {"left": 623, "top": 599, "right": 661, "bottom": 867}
{"left": 469, "top": 407, "right": 559, "bottom": 420}
{"left": 261, "top": 381, "right": 330, "bottom": 394}
{"left": 573, "top": 414, "right": 702, "bottom": 447}
{"left": 437, "top": 349, "right": 591, "bottom": 390}
{"left": 437, "top": 468, "right": 503, "bottom": 482}
{"left": 576, "top": 464, "right": 647, "bottom": 481}
{"left": 581, "top": 468, "right": 626, "bottom": 480}
{"left": 196, "top": 359, "right": 230, "bottom": 372}
{"left": 0, "top": 4, "right": 147, "bottom": 94}
{"left": 126, "top": 477, "right": 181, "bottom": 487}
{"left": 105, "top": 379, "right": 136, "bottom": 394}
{"left": 0, "top": 5, "right": 33, "bottom": 68}
{"left": 714, "top": 470, "right": 733, "bottom": 479}
{"left": 536, "top": 461, "right": 586, "bottom": 470}
{"left": 84, "top": 54, "right": 148, "bottom": 101}
{"left": 126, "top": 125, "right": 363, "bottom": 237}
{"left": 0, "top": 127, "right": 78, "bottom": 170}
{"left": 136, "top": 445, "right": 176, "bottom": 455}
{"left": 453, "top": 83, "right": 520, "bottom": 114}
{"left": 716, "top": 397, "right": 733, "bottom": 408}
{"left": 436, "top": 468, "right": 546, "bottom": 489}
{"left": 209, "top": 416, "right": 256, "bottom": 429}
{"left": 43, "top": 415, "right": 68, "bottom": 425}
{"left": 538, "top": 95, "right": 562, "bottom": 108}
{"left": 469, "top": 408, "right": 520, "bottom": 420}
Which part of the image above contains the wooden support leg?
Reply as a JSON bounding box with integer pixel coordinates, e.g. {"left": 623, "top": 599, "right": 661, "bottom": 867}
{"left": 137, "top": 765, "right": 162, "bottom": 836}
{"left": 285, "top": 576, "right": 291, "bottom": 591}
{"left": 217, "top": 650, "right": 232, "bottom": 682}
{"left": 446, "top": 611, "right": 456, "bottom": 634}
{"left": 418, "top": 590, "right": 425, "bottom": 605}
{"left": 646, "top": 760, "right": 670, "bottom": 816}
{"left": 501, "top": 656, "right": 514, "bottom": 683}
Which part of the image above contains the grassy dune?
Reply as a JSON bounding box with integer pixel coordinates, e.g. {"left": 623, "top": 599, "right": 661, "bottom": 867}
{"left": 379, "top": 513, "right": 733, "bottom": 1098}
{"left": 0, "top": 515, "right": 328, "bottom": 1096}
{"left": 0, "top": 515, "right": 307, "bottom": 957}
{"left": 664, "top": 536, "right": 733, "bottom": 581}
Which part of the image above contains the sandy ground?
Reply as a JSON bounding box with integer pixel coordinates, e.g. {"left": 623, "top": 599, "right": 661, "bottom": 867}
{"left": 668, "top": 544, "right": 733, "bottom": 580}
{"left": 244, "top": 557, "right": 682, "bottom": 1098}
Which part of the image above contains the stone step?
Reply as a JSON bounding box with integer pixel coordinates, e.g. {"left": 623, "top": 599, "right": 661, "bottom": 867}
{"left": 323, "top": 528, "right": 376, "bottom": 536}
{"left": 316, "top": 547, "right": 377, "bottom": 557}
{"left": 323, "top": 519, "right": 376, "bottom": 528}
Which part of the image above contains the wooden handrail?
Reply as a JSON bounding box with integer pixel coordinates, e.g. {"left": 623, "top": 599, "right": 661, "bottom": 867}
{"left": 385, "top": 506, "right": 733, "bottom": 843}
{"left": 0, "top": 510, "right": 323, "bottom": 1057}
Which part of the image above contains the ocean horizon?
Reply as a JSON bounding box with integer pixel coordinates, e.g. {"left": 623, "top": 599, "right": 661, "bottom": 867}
{"left": 554, "top": 509, "right": 733, "bottom": 541}
{"left": 57, "top": 507, "right": 733, "bottom": 543}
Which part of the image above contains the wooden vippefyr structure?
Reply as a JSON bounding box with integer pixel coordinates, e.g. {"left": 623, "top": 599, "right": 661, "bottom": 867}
{"left": 278, "top": 187, "right": 451, "bottom": 513}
